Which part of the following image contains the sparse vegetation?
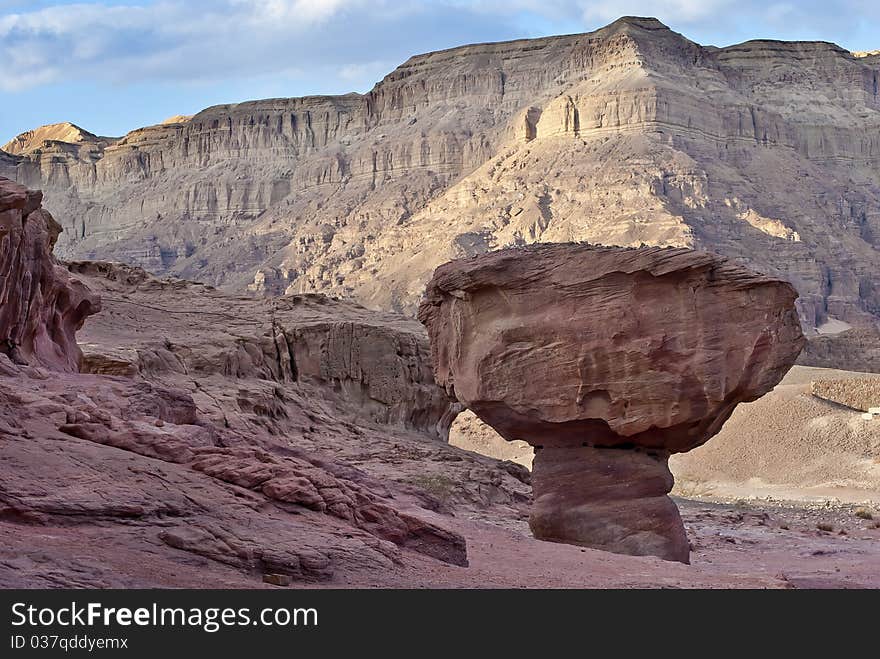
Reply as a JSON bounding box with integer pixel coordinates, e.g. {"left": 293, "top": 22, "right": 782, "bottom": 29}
{"left": 854, "top": 508, "right": 874, "bottom": 520}
{"left": 405, "top": 473, "right": 458, "bottom": 503}
{"left": 817, "top": 522, "right": 834, "bottom": 532}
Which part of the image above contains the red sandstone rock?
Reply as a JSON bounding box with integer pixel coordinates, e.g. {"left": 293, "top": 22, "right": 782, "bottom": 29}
{"left": 419, "top": 243, "right": 806, "bottom": 562}
{"left": 0, "top": 177, "right": 99, "bottom": 371}
{"left": 0, "top": 182, "right": 477, "bottom": 586}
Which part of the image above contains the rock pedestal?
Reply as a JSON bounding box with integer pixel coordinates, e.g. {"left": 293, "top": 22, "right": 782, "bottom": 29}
{"left": 419, "top": 243, "right": 806, "bottom": 562}
{"left": 530, "top": 446, "right": 688, "bottom": 562}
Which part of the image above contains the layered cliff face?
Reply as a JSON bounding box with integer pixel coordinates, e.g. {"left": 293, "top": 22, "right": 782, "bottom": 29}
{"left": 2, "top": 16, "right": 879, "bottom": 330}
{"left": 67, "top": 260, "right": 458, "bottom": 441}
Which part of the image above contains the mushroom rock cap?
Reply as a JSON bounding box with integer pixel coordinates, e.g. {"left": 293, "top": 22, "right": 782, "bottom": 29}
{"left": 418, "top": 243, "right": 806, "bottom": 453}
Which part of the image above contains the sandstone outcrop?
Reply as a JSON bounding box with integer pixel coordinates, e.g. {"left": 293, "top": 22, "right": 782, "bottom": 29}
{"left": 3, "top": 182, "right": 533, "bottom": 585}
{"left": 419, "top": 244, "right": 805, "bottom": 562}
{"left": 0, "top": 177, "right": 100, "bottom": 371}
{"left": 0, "top": 365, "right": 469, "bottom": 584}
{"left": 67, "top": 260, "right": 532, "bottom": 517}
{"left": 1, "top": 182, "right": 877, "bottom": 586}
{"left": 66, "top": 260, "right": 457, "bottom": 440}
{"left": 2, "top": 17, "right": 878, "bottom": 337}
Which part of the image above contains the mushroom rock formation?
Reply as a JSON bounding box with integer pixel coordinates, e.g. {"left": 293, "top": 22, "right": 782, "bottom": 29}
{"left": 0, "top": 177, "right": 100, "bottom": 371}
{"left": 419, "top": 243, "right": 806, "bottom": 563}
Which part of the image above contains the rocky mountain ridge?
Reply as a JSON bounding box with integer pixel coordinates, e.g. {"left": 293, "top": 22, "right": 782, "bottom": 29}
{"left": 2, "top": 17, "right": 879, "bottom": 333}
{"left": 1, "top": 122, "right": 115, "bottom": 157}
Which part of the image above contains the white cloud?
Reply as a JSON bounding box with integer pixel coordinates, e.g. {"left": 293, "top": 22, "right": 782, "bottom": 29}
{"left": 0, "top": 0, "right": 877, "bottom": 94}
{"left": 0, "top": 0, "right": 373, "bottom": 91}
{"left": 338, "top": 60, "right": 394, "bottom": 82}
{"left": 244, "top": 0, "right": 355, "bottom": 22}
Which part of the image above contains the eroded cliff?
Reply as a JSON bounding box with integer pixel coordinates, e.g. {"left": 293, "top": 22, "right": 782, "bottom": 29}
{"left": 4, "top": 181, "right": 544, "bottom": 586}
{"left": 0, "top": 177, "right": 100, "bottom": 371}
{"left": 2, "top": 17, "right": 879, "bottom": 331}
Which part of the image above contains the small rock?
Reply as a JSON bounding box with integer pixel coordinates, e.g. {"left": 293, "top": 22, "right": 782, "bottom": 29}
{"left": 263, "top": 573, "right": 293, "bottom": 587}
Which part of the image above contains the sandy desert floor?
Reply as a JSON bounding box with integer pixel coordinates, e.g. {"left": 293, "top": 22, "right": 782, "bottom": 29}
{"left": 310, "top": 495, "right": 879, "bottom": 589}
{"left": 4, "top": 494, "right": 876, "bottom": 589}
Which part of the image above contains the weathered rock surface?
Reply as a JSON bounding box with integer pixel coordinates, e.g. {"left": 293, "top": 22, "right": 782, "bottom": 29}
{"left": 419, "top": 243, "right": 805, "bottom": 562}
{"left": 2, "top": 17, "right": 878, "bottom": 336}
{"left": 3, "top": 184, "right": 541, "bottom": 585}
{"left": 2, "top": 358, "right": 471, "bottom": 572}
{"left": 66, "top": 260, "right": 457, "bottom": 440}
{"left": 799, "top": 327, "right": 880, "bottom": 374}
{"left": 66, "top": 262, "right": 532, "bottom": 518}
{"left": 1, "top": 183, "right": 877, "bottom": 586}
{"left": 0, "top": 177, "right": 100, "bottom": 370}
{"left": 2, "top": 260, "right": 489, "bottom": 580}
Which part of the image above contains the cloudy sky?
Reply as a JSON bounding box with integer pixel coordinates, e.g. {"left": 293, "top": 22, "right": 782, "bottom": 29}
{"left": 1, "top": 0, "right": 878, "bottom": 144}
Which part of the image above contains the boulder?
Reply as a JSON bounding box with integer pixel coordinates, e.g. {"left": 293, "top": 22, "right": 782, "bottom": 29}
{"left": 419, "top": 243, "right": 805, "bottom": 562}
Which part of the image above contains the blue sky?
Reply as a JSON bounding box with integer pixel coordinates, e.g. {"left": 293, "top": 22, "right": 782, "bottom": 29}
{"left": 1, "top": 0, "right": 879, "bottom": 144}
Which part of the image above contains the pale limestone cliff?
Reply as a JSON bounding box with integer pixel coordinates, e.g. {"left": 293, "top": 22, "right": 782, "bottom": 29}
{"left": 2, "top": 17, "right": 879, "bottom": 331}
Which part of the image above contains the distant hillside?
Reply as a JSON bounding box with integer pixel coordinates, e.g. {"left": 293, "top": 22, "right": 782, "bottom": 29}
{"left": 2, "top": 16, "right": 879, "bottom": 335}
{"left": 2, "top": 122, "right": 115, "bottom": 156}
